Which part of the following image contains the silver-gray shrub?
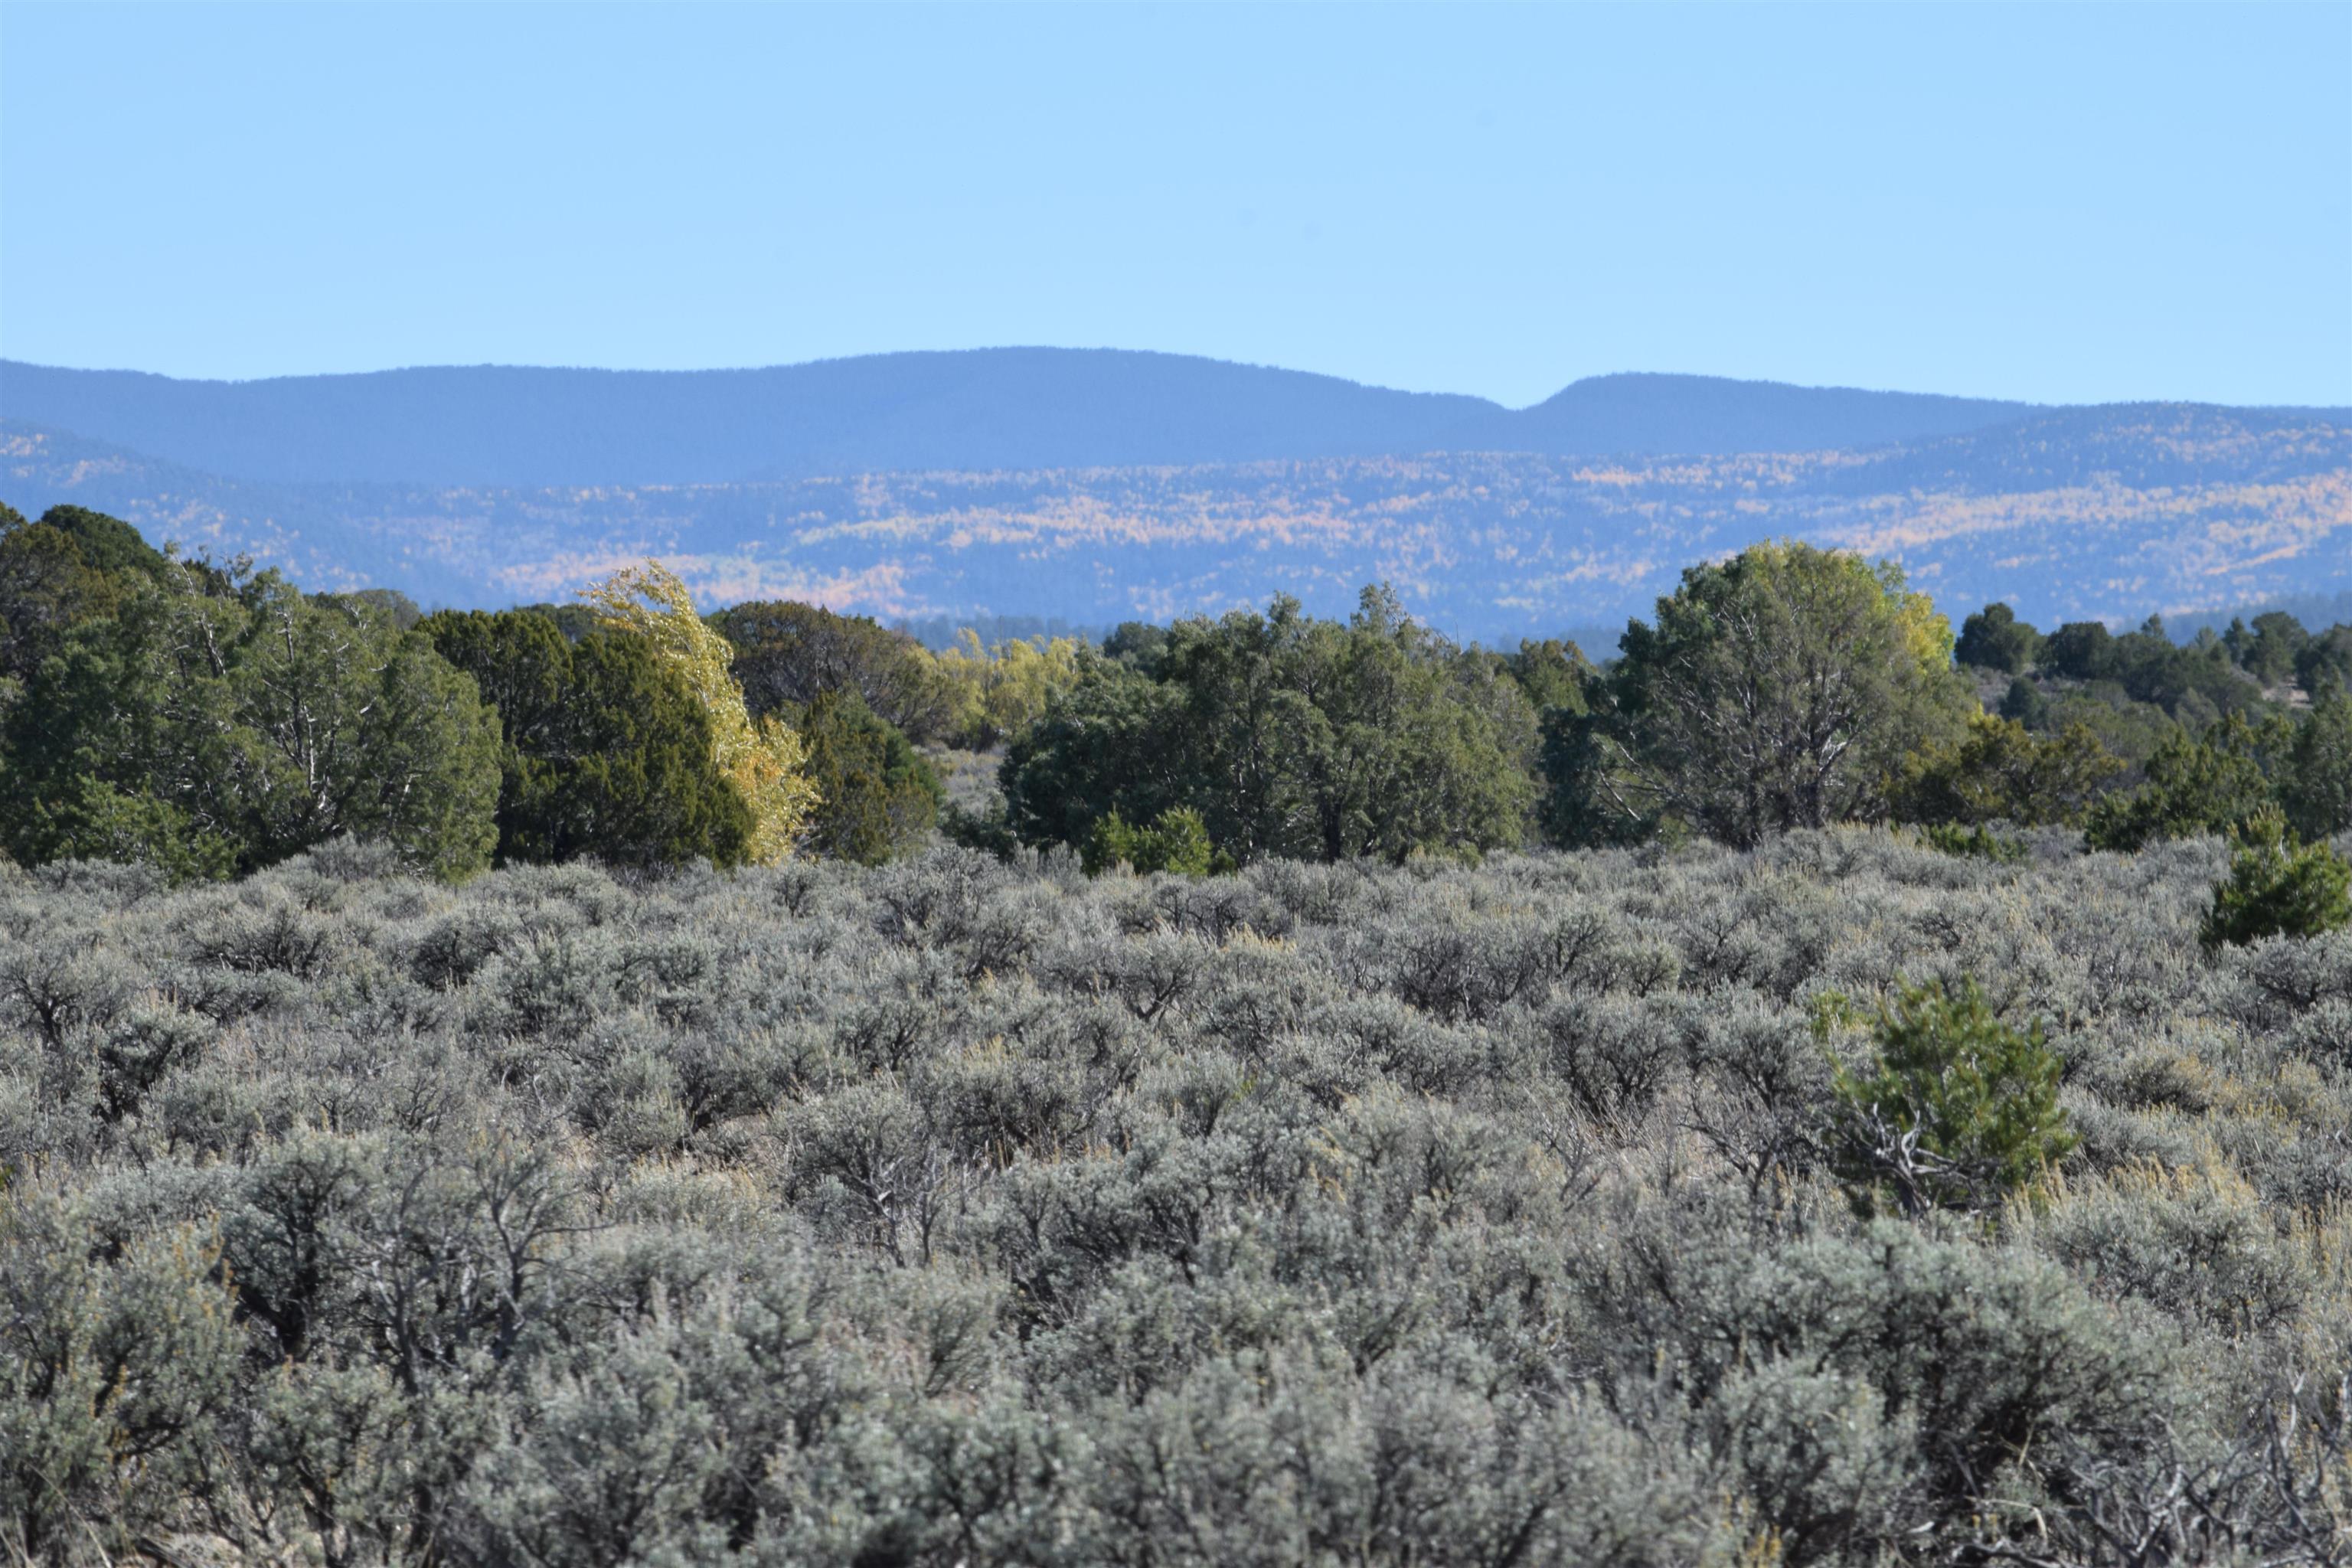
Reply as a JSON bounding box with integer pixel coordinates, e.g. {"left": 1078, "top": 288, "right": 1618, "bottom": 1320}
{"left": 1, "top": 829, "right": 2347, "bottom": 1565}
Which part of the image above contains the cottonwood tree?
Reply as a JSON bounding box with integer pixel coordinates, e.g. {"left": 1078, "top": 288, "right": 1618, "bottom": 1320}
{"left": 934, "top": 629, "right": 1086, "bottom": 750}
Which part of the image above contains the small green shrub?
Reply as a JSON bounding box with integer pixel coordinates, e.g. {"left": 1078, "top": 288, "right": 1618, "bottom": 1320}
{"left": 1082, "top": 807, "right": 1215, "bottom": 877}
{"left": 1829, "top": 978, "right": 2076, "bottom": 1217}
{"left": 5, "top": 777, "right": 237, "bottom": 886}
{"left": 1918, "top": 823, "right": 2027, "bottom": 864}
{"left": 939, "top": 799, "right": 1022, "bottom": 861}
{"left": 2200, "top": 808, "right": 2352, "bottom": 950}
{"left": 1998, "top": 675, "right": 2048, "bottom": 727}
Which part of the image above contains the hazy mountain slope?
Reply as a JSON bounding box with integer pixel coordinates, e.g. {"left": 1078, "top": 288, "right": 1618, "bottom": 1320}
{"left": 2, "top": 352, "right": 2060, "bottom": 489}
{"left": 1457, "top": 371, "right": 2031, "bottom": 456}
{"left": 1819, "top": 403, "right": 2352, "bottom": 492}
{"left": 0, "top": 351, "right": 1497, "bottom": 487}
{"left": 0, "top": 423, "right": 442, "bottom": 595}
{"left": 10, "top": 406, "right": 2345, "bottom": 643}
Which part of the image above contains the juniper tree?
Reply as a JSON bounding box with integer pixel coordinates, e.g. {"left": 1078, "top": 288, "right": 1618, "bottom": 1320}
{"left": 1550, "top": 541, "right": 1974, "bottom": 848}
{"left": 423, "top": 609, "right": 756, "bottom": 869}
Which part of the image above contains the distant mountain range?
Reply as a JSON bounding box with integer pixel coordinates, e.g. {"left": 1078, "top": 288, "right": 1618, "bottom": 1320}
{"left": 2, "top": 350, "right": 2347, "bottom": 642}
{"left": 1, "top": 351, "right": 2037, "bottom": 485}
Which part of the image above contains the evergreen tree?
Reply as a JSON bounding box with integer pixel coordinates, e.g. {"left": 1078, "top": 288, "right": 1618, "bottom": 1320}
{"left": 211, "top": 582, "right": 501, "bottom": 877}
{"left": 5, "top": 551, "right": 499, "bottom": 879}
{"left": 1998, "top": 675, "right": 2049, "bottom": 727}
{"left": 2082, "top": 716, "right": 2282, "bottom": 851}
{"left": 713, "top": 599, "right": 956, "bottom": 742}
{"left": 2237, "top": 611, "right": 2308, "bottom": 688}
{"left": 0, "top": 516, "right": 115, "bottom": 686}
{"left": 1002, "top": 588, "right": 1534, "bottom": 864}
{"left": 2295, "top": 626, "right": 2352, "bottom": 696}
{"left": 2040, "top": 622, "right": 2115, "bottom": 681}
{"left": 423, "top": 609, "right": 755, "bottom": 870}
{"left": 1549, "top": 542, "right": 1973, "bottom": 848}
{"left": 1955, "top": 603, "right": 2040, "bottom": 673}
{"left": 1892, "top": 714, "right": 2122, "bottom": 828}
{"left": 1501, "top": 637, "right": 1595, "bottom": 716}
{"left": 1830, "top": 978, "right": 2076, "bottom": 1217}
{"left": 999, "top": 658, "right": 1190, "bottom": 851}
{"left": 2278, "top": 690, "right": 2352, "bottom": 840}
{"left": 792, "top": 690, "right": 945, "bottom": 864}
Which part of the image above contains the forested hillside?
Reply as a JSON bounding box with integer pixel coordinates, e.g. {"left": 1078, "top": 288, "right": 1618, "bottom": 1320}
{"left": 6, "top": 401, "right": 2347, "bottom": 637}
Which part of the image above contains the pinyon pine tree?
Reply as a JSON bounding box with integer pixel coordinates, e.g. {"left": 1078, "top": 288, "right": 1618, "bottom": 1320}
{"left": 1829, "top": 978, "right": 2076, "bottom": 1218}
{"left": 2200, "top": 806, "right": 2352, "bottom": 950}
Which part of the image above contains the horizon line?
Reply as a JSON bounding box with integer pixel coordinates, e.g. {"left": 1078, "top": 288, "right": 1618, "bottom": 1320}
{"left": 0, "top": 348, "right": 2085, "bottom": 415}
{"left": 8, "top": 348, "right": 2347, "bottom": 417}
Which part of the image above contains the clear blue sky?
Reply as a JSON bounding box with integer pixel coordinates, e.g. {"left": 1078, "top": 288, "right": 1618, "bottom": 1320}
{"left": 3, "top": 2, "right": 2347, "bottom": 407}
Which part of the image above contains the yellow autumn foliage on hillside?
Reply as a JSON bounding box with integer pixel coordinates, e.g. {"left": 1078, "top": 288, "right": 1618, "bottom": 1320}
{"left": 583, "top": 561, "right": 818, "bottom": 863}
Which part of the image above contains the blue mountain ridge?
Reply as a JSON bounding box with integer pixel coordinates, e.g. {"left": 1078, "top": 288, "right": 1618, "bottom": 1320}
{"left": 2, "top": 350, "right": 2045, "bottom": 488}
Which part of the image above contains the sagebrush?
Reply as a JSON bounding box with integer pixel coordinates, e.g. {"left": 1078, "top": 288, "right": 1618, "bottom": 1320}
{"left": 3, "top": 829, "right": 2348, "bottom": 1564}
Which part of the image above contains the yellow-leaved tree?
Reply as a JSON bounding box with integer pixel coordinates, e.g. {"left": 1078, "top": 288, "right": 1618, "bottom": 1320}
{"left": 583, "top": 562, "right": 818, "bottom": 863}
{"left": 936, "top": 630, "right": 1086, "bottom": 748}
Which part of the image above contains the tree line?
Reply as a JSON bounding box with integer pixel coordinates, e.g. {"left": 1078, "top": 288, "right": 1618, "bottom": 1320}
{"left": 0, "top": 505, "right": 1076, "bottom": 878}
{"left": 8, "top": 501, "right": 2352, "bottom": 887}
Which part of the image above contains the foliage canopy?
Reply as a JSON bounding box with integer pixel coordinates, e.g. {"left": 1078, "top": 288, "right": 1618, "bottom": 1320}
{"left": 714, "top": 599, "right": 957, "bottom": 743}
{"left": 790, "top": 689, "right": 945, "bottom": 865}
{"left": 423, "top": 609, "right": 756, "bottom": 870}
{"left": 1550, "top": 541, "right": 1974, "bottom": 848}
{"left": 1003, "top": 587, "right": 1536, "bottom": 865}
{"left": 3, "top": 541, "right": 500, "bottom": 880}
{"left": 1954, "top": 601, "right": 2040, "bottom": 674}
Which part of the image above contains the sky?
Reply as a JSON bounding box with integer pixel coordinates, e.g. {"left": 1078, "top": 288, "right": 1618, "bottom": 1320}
{"left": 2, "top": 2, "right": 2347, "bottom": 409}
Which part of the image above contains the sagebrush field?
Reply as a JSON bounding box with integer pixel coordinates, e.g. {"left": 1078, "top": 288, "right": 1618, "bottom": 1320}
{"left": 5, "top": 831, "right": 2347, "bottom": 1565}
